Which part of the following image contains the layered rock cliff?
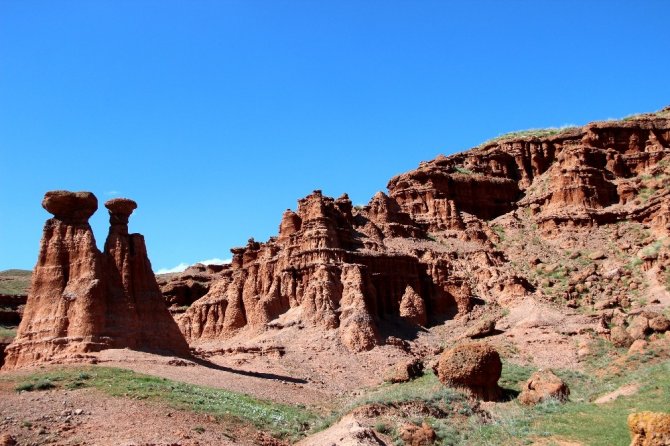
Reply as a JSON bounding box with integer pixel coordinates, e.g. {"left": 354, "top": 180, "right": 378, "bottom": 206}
{"left": 2, "top": 192, "right": 188, "bottom": 369}
{"left": 171, "top": 106, "right": 670, "bottom": 353}
{"left": 388, "top": 107, "right": 670, "bottom": 234}
{"left": 178, "top": 189, "right": 490, "bottom": 351}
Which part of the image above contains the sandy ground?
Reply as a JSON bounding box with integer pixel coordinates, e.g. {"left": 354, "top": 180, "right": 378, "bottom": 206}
{"left": 0, "top": 382, "right": 248, "bottom": 446}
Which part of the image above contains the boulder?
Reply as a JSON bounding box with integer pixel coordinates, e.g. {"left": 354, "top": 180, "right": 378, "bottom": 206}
{"left": 463, "top": 318, "right": 497, "bottom": 339}
{"left": 628, "top": 411, "right": 670, "bottom": 446}
{"left": 627, "top": 315, "right": 651, "bottom": 341}
{"left": 384, "top": 358, "right": 424, "bottom": 384}
{"left": 518, "top": 369, "right": 570, "bottom": 405}
{"left": 41, "top": 190, "right": 97, "bottom": 223}
{"left": 649, "top": 315, "right": 670, "bottom": 333}
{"left": 611, "top": 326, "right": 634, "bottom": 348}
{"left": 435, "top": 342, "right": 502, "bottom": 401}
{"left": 0, "top": 434, "right": 17, "bottom": 446}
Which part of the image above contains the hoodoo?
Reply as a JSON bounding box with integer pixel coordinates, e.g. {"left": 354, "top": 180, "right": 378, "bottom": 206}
{"left": 2, "top": 191, "right": 188, "bottom": 370}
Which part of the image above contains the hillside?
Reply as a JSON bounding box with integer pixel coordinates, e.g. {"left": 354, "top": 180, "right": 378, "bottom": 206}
{"left": 1, "top": 106, "right": 669, "bottom": 445}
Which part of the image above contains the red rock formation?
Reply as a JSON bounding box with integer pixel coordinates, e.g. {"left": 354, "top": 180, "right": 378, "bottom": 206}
{"left": 157, "top": 263, "right": 220, "bottom": 312}
{"left": 435, "top": 342, "right": 502, "bottom": 401}
{"left": 103, "top": 198, "right": 190, "bottom": 356}
{"left": 0, "top": 294, "right": 26, "bottom": 325}
{"left": 179, "top": 190, "right": 470, "bottom": 352}
{"left": 3, "top": 191, "right": 109, "bottom": 368}
{"left": 166, "top": 106, "right": 670, "bottom": 356}
{"left": 2, "top": 191, "right": 188, "bottom": 369}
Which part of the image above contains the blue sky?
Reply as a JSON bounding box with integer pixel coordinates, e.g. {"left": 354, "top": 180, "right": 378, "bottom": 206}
{"left": 1, "top": 1, "right": 669, "bottom": 272}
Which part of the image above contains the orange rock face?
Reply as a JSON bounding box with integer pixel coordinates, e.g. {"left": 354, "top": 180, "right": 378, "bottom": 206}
{"left": 2, "top": 192, "right": 188, "bottom": 369}
{"left": 387, "top": 110, "right": 670, "bottom": 234}
{"left": 178, "top": 190, "right": 472, "bottom": 351}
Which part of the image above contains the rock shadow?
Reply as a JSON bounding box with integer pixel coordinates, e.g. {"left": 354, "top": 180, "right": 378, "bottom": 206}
{"left": 190, "top": 357, "right": 308, "bottom": 384}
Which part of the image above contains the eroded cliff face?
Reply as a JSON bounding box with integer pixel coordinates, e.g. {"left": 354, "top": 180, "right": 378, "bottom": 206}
{"left": 387, "top": 107, "right": 670, "bottom": 234}
{"left": 2, "top": 192, "right": 188, "bottom": 369}
{"left": 178, "top": 189, "right": 486, "bottom": 351}
{"left": 173, "top": 106, "right": 670, "bottom": 353}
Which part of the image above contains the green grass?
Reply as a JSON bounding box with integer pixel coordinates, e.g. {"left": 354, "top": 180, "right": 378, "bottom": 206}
{"left": 10, "top": 367, "right": 318, "bottom": 440}
{"left": 491, "top": 224, "right": 506, "bottom": 242}
{"left": 453, "top": 166, "right": 474, "bottom": 175}
{"left": 482, "top": 126, "right": 578, "bottom": 146}
{"left": 465, "top": 360, "right": 670, "bottom": 446}
{"left": 638, "top": 187, "right": 654, "bottom": 202}
{"left": 0, "top": 325, "right": 17, "bottom": 339}
{"left": 0, "top": 269, "right": 31, "bottom": 295}
{"left": 355, "top": 370, "right": 465, "bottom": 407}
{"left": 348, "top": 350, "right": 669, "bottom": 446}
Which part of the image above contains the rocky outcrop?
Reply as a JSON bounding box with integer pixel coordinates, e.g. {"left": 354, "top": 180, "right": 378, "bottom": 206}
{"left": 178, "top": 190, "right": 472, "bottom": 352}
{"left": 2, "top": 191, "right": 188, "bottom": 369}
{"left": 387, "top": 108, "right": 670, "bottom": 233}
{"left": 161, "top": 107, "right": 670, "bottom": 354}
{"left": 434, "top": 342, "right": 502, "bottom": 401}
{"left": 518, "top": 369, "right": 570, "bottom": 405}
{"left": 103, "top": 198, "right": 190, "bottom": 355}
{"left": 157, "top": 263, "right": 223, "bottom": 311}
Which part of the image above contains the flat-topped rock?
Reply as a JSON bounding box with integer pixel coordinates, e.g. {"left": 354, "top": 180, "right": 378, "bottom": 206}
{"left": 41, "top": 190, "right": 97, "bottom": 222}
{"left": 105, "top": 198, "right": 138, "bottom": 228}
{"left": 105, "top": 198, "right": 137, "bottom": 217}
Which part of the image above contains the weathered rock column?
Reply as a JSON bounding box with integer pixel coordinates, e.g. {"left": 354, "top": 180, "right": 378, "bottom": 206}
{"left": 3, "top": 191, "right": 108, "bottom": 369}
{"left": 103, "top": 198, "right": 190, "bottom": 356}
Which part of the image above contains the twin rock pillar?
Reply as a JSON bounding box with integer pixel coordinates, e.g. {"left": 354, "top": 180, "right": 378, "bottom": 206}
{"left": 2, "top": 191, "right": 188, "bottom": 370}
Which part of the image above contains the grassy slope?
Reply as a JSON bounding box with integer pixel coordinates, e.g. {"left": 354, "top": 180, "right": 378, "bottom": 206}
{"left": 4, "top": 366, "right": 318, "bottom": 441}
{"left": 336, "top": 343, "right": 669, "bottom": 446}
{"left": 0, "top": 269, "right": 31, "bottom": 295}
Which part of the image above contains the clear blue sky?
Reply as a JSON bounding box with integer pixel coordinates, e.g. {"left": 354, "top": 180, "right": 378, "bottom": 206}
{"left": 1, "top": 1, "right": 669, "bottom": 272}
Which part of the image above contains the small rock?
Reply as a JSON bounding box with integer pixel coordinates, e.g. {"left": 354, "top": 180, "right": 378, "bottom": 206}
{"left": 463, "top": 318, "right": 497, "bottom": 339}
{"left": 518, "top": 369, "right": 570, "bottom": 406}
{"left": 627, "top": 316, "right": 650, "bottom": 340}
{"left": 74, "top": 409, "right": 84, "bottom": 416}
{"left": 628, "top": 339, "right": 648, "bottom": 354}
{"left": 649, "top": 315, "right": 670, "bottom": 333}
{"left": 611, "top": 326, "right": 634, "bottom": 348}
{"left": 588, "top": 251, "right": 606, "bottom": 260}
{"left": 0, "top": 434, "right": 17, "bottom": 446}
{"left": 384, "top": 358, "right": 424, "bottom": 384}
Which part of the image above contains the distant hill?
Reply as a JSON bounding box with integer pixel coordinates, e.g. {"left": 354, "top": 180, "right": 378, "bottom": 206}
{"left": 0, "top": 269, "right": 31, "bottom": 295}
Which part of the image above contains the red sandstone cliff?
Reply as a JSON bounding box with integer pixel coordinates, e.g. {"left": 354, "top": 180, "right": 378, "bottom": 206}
{"left": 2, "top": 192, "right": 188, "bottom": 370}
{"left": 172, "top": 106, "right": 670, "bottom": 353}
